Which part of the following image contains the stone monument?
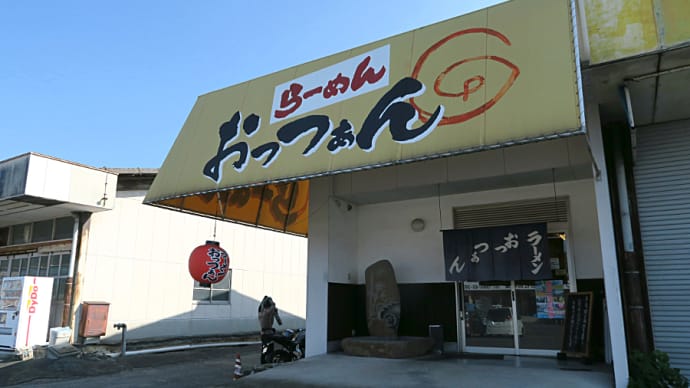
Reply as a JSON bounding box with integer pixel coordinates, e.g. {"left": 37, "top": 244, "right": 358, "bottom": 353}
{"left": 341, "top": 259, "right": 434, "bottom": 358}
{"left": 365, "top": 259, "right": 401, "bottom": 338}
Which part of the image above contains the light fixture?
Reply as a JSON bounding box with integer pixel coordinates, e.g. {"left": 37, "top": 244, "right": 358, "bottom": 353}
{"left": 410, "top": 218, "right": 425, "bottom": 232}
{"left": 558, "top": 232, "right": 567, "bottom": 241}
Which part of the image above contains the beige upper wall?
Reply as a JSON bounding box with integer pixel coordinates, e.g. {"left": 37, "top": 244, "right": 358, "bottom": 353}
{"left": 583, "top": 0, "right": 690, "bottom": 64}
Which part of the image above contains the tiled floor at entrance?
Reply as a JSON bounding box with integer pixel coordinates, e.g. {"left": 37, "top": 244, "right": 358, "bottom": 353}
{"left": 232, "top": 352, "right": 615, "bottom": 387}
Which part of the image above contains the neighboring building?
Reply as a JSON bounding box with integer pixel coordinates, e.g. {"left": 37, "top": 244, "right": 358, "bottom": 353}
{"left": 0, "top": 153, "right": 307, "bottom": 345}
{"left": 0, "top": 153, "right": 116, "bottom": 335}
{"left": 581, "top": 0, "right": 690, "bottom": 379}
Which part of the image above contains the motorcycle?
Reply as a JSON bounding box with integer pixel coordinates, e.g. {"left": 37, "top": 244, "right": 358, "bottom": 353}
{"left": 260, "top": 328, "right": 306, "bottom": 364}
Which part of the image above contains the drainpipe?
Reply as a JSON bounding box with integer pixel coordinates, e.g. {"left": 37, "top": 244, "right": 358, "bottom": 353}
{"left": 104, "top": 340, "right": 261, "bottom": 358}
{"left": 63, "top": 212, "right": 88, "bottom": 332}
{"left": 61, "top": 213, "right": 81, "bottom": 328}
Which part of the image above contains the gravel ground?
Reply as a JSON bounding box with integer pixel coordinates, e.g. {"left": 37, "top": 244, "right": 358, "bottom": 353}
{"left": 0, "top": 340, "right": 266, "bottom": 387}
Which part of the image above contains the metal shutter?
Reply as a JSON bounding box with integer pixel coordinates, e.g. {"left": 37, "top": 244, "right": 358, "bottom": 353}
{"left": 634, "top": 121, "right": 690, "bottom": 378}
{"left": 453, "top": 197, "right": 569, "bottom": 229}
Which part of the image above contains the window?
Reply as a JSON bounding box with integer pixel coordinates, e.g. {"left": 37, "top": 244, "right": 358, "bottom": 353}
{"left": 18, "top": 257, "right": 29, "bottom": 276}
{"left": 32, "top": 220, "right": 53, "bottom": 242}
{"left": 53, "top": 277, "right": 67, "bottom": 302}
{"left": 9, "top": 224, "right": 31, "bottom": 245}
{"left": 28, "top": 255, "right": 39, "bottom": 274}
{"left": 8, "top": 258, "right": 19, "bottom": 277}
{"left": 0, "top": 251, "right": 71, "bottom": 300}
{"left": 38, "top": 255, "right": 49, "bottom": 276}
{"left": 1, "top": 218, "right": 74, "bottom": 247}
{"left": 54, "top": 217, "right": 73, "bottom": 240}
{"left": 48, "top": 254, "right": 62, "bottom": 276}
{"left": 58, "top": 253, "right": 70, "bottom": 276}
{"left": 193, "top": 270, "right": 232, "bottom": 303}
{"left": 487, "top": 307, "right": 512, "bottom": 322}
{"left": 0, "top": 258, "right": 8, "bottom": 276}
{"left": 0, "top": 227, "right": 8, "bottom": 247}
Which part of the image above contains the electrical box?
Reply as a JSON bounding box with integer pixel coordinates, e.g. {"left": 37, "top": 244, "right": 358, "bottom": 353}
{"left": 78, "top": 301, "right": 110, "bottom": 338}
{"left": 0, "top": 276, "right": 54, "bottom": 351}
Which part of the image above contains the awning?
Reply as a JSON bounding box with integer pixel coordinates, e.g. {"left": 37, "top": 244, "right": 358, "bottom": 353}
{"left": 144, "top": 0, "right": 583, "bottom": 236}
{"left": 150, "top": 180, "right": 309, "bottom": 236}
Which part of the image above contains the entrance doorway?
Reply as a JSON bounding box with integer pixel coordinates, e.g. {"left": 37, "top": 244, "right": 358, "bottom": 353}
{"left": 456, "top": 233, "right": 574, "bottom": 356}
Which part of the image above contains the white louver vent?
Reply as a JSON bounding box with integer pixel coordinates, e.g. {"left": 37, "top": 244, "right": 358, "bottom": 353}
{"left": 453, "top": 198, "right": 569, "bottom": 229}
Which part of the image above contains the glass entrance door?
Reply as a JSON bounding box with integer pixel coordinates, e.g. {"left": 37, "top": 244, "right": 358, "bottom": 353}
{"left": 513, "top": 234, "right": 571, "bottom": 355}
{"left": 463, "top": 281, "right": 518, "bottom": 353}
{"left": 459, "top": 233, "right": 572, "bottom": 355}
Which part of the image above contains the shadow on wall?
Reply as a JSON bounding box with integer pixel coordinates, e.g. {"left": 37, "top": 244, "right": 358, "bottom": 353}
{"left": 72, "top": 292, "right": 305, "bottom": 345}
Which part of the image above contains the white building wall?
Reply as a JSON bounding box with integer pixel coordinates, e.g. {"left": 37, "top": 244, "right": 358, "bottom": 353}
{"left": 315, "top": 136, "right": 602, "bottom": 284}
{"left": 77, "top": 190, "right": 307, "bottom": 342}
{"left": 305, "top": 177, "right": 331, "bottom": 356}
{"left": 328, "top": 198, "right": 359, "bottom": 284}
{"left": 306, "top": 137, "right": 607, "bottom": 357}
{"left": 354, "top": 179, "right": 603, "bottom": 284}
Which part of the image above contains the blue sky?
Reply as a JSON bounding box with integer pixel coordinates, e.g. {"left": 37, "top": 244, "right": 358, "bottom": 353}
{"left": 1, "top": 1, "right": 505, "bottom": 168}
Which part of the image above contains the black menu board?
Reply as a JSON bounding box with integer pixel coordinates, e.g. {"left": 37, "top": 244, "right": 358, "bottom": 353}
{"left": 560, "top": 291, "right": 593, "bottom": 358}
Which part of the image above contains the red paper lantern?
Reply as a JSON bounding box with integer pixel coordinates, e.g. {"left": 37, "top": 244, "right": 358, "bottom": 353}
{"left": 188, "top": 240, "right": 229, "bottom": 284}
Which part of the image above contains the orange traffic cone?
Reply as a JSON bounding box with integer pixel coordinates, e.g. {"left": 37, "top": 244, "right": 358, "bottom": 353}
{"left": 233, "top": 353, "right": 243, "bottom": 380}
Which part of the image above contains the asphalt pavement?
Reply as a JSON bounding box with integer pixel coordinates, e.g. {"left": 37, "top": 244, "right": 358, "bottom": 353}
{"left": 0, "top": 343, "right": 264, "bottom": 387}
{"left": 0, "top": 343, "right": 615, "bottom": 387}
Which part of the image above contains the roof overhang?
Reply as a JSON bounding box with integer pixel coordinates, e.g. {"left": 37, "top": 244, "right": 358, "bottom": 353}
{"left": 585, "top": 45, "right": 690, "bottom": 127}
{"left": 0, "top": 153, "right": 118, "bottom": 228}
{"left": 145, "top": 0, "right": 584, "bottom": 236}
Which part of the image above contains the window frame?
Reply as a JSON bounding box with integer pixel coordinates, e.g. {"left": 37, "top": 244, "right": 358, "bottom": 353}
{"left": 0, "top": 217, "right": 74, "bottom": 248}
{"left": 9, "top": 223, "right": 31, "bottom": 245}
{"left": 0, "top": 251, "right": 71, "bottom": 302}
{"left": 192, "top": 269, "right": 232, "bottom": 304}
{"left": 31, "top": 220, "right": 54, "bottom": 243}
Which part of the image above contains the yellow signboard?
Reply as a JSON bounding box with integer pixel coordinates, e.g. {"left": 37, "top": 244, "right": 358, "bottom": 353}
{"left": 145, "top": 0, "right": 582, "bottom": 234}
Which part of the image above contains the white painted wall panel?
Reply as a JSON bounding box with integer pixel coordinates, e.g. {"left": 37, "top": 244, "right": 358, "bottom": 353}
{"left": 78, "top": 191, "right": 307, "bottom": 342}
{"left": 565, "top": 180, "right": 604, "bottom": 279}
{"left": 328, "top": 199, "right": 359, "bottom": 284}
{"left": 25, "top": 156, "right": 69, "bottom": 200}
{"left": 24, "top": 154, "right": 116, "bottom": 210}
{"left": 356, "top": 197, "right": 443, "bottom": 283}
{"left": 306, "top": 177, "right": 330, "bottom": 356}
{"left": 343, "top": 180, "right": 602, "bottom": 283}
{"left": 67, "top": 166, "right": 114, "bottom": 208}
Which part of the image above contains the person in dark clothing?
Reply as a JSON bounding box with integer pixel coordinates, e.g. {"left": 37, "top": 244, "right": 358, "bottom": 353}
{"left": 258, "top": 296, "right": 294, "bottom": 363}
{"left": 259, "top": 295, "right": 282, "bottom": 331}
